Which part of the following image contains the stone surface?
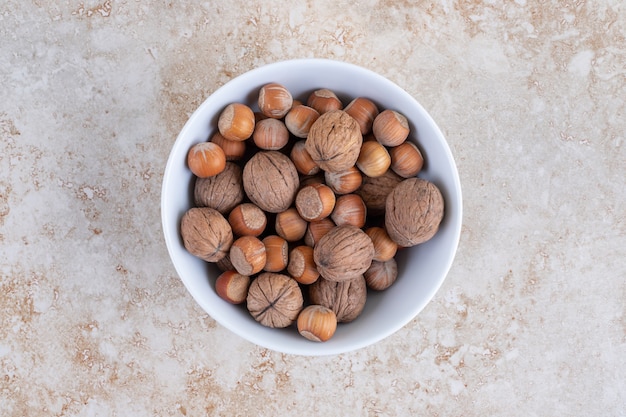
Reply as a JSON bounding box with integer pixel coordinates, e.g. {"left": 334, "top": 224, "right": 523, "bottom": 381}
{"left": 1, "top": 1, "right": 625, "bottom": 415}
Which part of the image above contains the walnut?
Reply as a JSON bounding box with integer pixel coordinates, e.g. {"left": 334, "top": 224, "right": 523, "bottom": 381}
{"left": 385, "top": 178, "right": 444, "bottom": 247}
{"left": 309, "top": 275, "right": 367, "bottom": 323}
{"left": 194, "top": 162, "right": 244, "bottom": 215}
{"left": 313, "top": 225, "right": 374, "bottom": 282}
{"left": 246, "top": 272, "right": 304, "bottom": 328}
{"left": 180, "top": 207, "right": 233, "bottom": 262}
{"left": 305, "top": 110, "right": 362, "bottom": 173}
{"left": 243, "top": 150, "right": 300, "bottom": 213}
{"left": 355, "top": 169, "right": 403, "bottom": 216}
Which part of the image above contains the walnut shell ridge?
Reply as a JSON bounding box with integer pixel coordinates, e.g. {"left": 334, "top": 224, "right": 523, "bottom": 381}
{"left": 313, "top": 225, "right": 375, "bottom": 282}
{"left": 194, "top": 162, "right": 244, "bottom": 214}
{"left": 305, "top": 110, "right": 363, "bottom": 173}
{"left": 180, "top": 207, "right": 233, "bottom": 262}
{"left": 385, "top": 177, "right": 444, "bottom": 247}
{"left": 309, "top": 275, "right": 367, "bottom": 323}
{"left": 246, "top": 272, "right": 304, "bottom": 328}
{"left": 243, "top": 151, "right": 300, "bottom": 213}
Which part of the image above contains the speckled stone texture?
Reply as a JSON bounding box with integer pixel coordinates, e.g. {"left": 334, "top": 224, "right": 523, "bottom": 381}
{"left": 1, "top": 1, "right": 625, "bottom": 416}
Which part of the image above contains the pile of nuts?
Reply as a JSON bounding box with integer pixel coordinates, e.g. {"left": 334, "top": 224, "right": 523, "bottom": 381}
{"left": 180, "top": 83, "right": 444, "bottom": 342}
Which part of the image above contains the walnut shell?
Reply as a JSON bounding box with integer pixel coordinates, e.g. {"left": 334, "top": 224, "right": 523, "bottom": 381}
{"left": 309, "top": 275, "right": 367, "bottom": 323}
{"left": 246, "top": 272, "right": 304, "bottom": 328}
{"left": 180, "top": 207, "right": 233, "bottom": 262}
{"left": 243, "top": 151, "right": 300, "bottom": 213}
{"left": 385, "top": 178, "right": 444, "bottom": 247}
{"left": 313, "top": 225, "right": 375, "bottom": 282}
{"left": 194, "top": 162, "right": 244, "bottom": 214}
{"left": 305, "top": 110, "right": 363, "bottom": 173}
{"left": 355, "top": 169, "right": 403, "bottom": 216}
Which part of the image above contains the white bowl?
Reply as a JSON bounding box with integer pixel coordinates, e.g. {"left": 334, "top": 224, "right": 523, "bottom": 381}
{"left": 161, "top": 59, "right": 462, "bottom": 356}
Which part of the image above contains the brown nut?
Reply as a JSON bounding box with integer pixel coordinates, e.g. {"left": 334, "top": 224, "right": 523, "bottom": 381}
{"left": 285, "top": 105, "right": 320, "bottom": 138}
{"left": 287, "top": 245, "right": 320, "bottom": 285}
{"left": 344, "top": 97, "right": 379, "bottom": 135}
{"left": 218, "top": 103, "right": 255, "bottom": 141}
{"left": 252, "top": 118, "right": 289, "bottom": 150}
{"left": 313, "top": 225, "right": 375, "bottom": 282}
{"left": 297, "top": 305, "right": 337, "bottom": 342}
{"left": 356, "top": 140, "right": 391, "bottom": 178}
{"left": 228, "top": 203, "right": 267, "bottom": 237}
{"left": 194, "top": 162, "right": 244, "bottom": 215}
{"left": 180, "top": 207, "right": 233, "bottom": 262}
{"left": 309, "top": 275, "right": 367, "bottom": 323}
{"left": 372, "top": 109, "right": 409, "bottom": 147}
{"left": 247, "top": 272, "right": 304, "bottom": 328}
{"left": 210, "top": 132, "right": 246, "bottom": 161}
{"left": 262, "top": 235, "right": 289, "bottom": 273}
{"left": 304, "top": 218, "right": 336, "bottom": 247}
{"left": 307, "top": 88, "right": 343, "bottom": 114}
{"left": 389, "top": 141, "right": 424, "bottom": 178}
{"left": 385, "top": 178, "right": 444, "bottom": 247}
{"left": 295, "top": 183, "right": 336, "bottom": 222}
{"left": 187, "top": 142, "right": 226, "bottom": 178}
{"left": 229, "top": 235, "right": 266, "bottom": 276}
{"left": 290, "top": 140, "right": 320, "bottom": 176}
{"left": 330, "top": 194, "right": 367, "bottom": 228}
{"left": 243, "top": 151, "right": 300, "bottom": 213}
{"left": 355, "top": 169, "right": 403, "bottom": 216}
{"left": 215, "top": 270, "right": 251, "bottom": 304}
{"left": 275, "top": 207, "right": 308, "bottom": 242}
{"left": 258, "top": 82, "right": 293, "bottom": 119}
{"left": 364, "top": 258, "right": 398, "bottom": 291}
{"left": 305, "top": 110, "right": 363, "bottom": 173}
{"left": 324, "top": 166, "right": 363, "bottom": 195}
{"left": 365, "top": 226, "right": 397, "bottom": 262}
{"left": 216, "top": 253, "right": 235, "bottom": 272}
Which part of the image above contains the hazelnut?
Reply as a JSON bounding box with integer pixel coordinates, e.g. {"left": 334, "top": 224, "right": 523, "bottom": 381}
{"left": 364, "top": 258, "right": 398, "bottom": 291}
{"left": 262, "top": 235, "right": 289, "bottom": 273}
{"left": 247, "top": 272, "right": 304, "bottom": 328}
{"left": 356, "top": 140, "right": 391, "bottom": 178}
{"left": 306, "top": 88, "right": 343, "bottom": 114}
{"left": 309, "top": 275, "right": 367, "bottom": 323}
{"left": 210, "top": 132, "right": 246, "bottom": 161}
{"left": 372, "top": 109, "right": 409, "bottom": 147}
{"left": 389, "top": 141, "right": 424, "bottom": 178}
{"left": 344, "top": 97, "right": 379, "bottom": 135}
{"left": 385, "top": 178, "right": 444, "bottom": 247}
{"left": 290, "top": 140, "right": 320, "bottom": 176}
{"left": 215, "top": 270, "right": 251, "bottom": 304}
{"left": 252, "top": 118, "right": 289, "bottom": 150}
{"left": 299, "top": 172, "right": 325, "bottom": 188}
{"left": 194, "top": 162, "right": 244, "bottom": 215}
{"left": 285, "top": 105, "right": 320, "bottom": 138}
{"left": 287, "top": 245, "right": 319, "bottom": 285}
{"left": 364, "top": 227, "right": 397, "bottom": 262}
{"left": 229, "top": 235, "right": 266, "bottom": 276}
{"left": 355, "top": 169, "right": 403, "bottom": 216}
{"left": 258, "top": 82, "right": 293, "bottom": 119}
{"left": 305, "top": 110, "right": 363, "bottom": 173}
{"left": 304, "top": 218, "right": 335, "bottom": 247}
{"left": 324, "top": 166, "right": 363, "bottom": 195}
{"left": 243, "top": 151, "right": 299, "bottom": 213}
{"left": 330, "top": 194, "right": 367, "bottom": 228}
{"left": 187, "top": 142, "right": 226, "bottom": 178}
{"left": 297, "top": 305, "right": 337, "bottom": 342}
{"left": 295, "top": 183, "right": 336, "bottom": 222}
{"left": 275, "top": 207, "right": 308, "bottom": 242}
{"left": 313, "top": 225, "right": 375, "bottom": 282}
{"left": 180, "top": 207, "right": 233, "bottom": 262}
{"left": 218, "top": 103, "right": 255, "bottom": 141}
{"left": 228, "top": 203, "right": 267, "bottom": 237}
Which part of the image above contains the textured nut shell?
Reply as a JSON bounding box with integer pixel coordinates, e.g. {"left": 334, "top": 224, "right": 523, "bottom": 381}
{"left": 309, "top": 275, "right": 367, "bottom": 323}
{"left": 355, "top": 169, "right": 403, "bottom": 216}
{"left": 180, "top": 207, "right": 233, "bottom": 262}
{"left": 194, "top": 162, "right": 244, "bottom": 214}
{"left": 305, "top": 110, "right": 363, "bottom": 173}
{"left": 313, "top": 225, "right": 375, "bottom": 282}
{"left": 246, "top": 272, "right": 304, "bottom": 328}
{"left": 364, "top": 258, "right": 398, "bottom": 291}
{"left": 385, "top": 178, "right": 445, "bottom": 247}
{"left": 243, "top": 151, "right": 300, "bottom": 213}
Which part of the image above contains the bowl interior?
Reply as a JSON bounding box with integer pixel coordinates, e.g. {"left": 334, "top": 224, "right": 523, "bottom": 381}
{"left": 161, "top": 59, "right": 462, "bottom": 356}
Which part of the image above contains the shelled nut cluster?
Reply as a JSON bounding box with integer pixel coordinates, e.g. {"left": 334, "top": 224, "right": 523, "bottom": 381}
{"left": 180, "top": 82, "right": 445, "bottom": 342}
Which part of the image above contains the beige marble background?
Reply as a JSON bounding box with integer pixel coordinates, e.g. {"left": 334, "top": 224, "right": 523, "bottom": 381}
{"left": 1, "top": 1, "right": 625, "bottom": 415}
